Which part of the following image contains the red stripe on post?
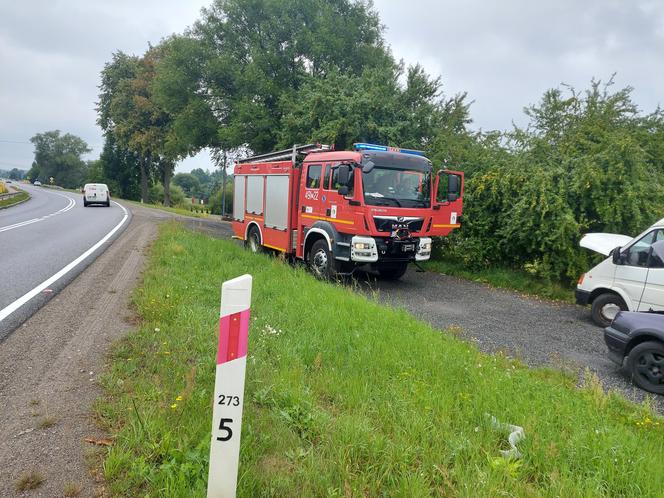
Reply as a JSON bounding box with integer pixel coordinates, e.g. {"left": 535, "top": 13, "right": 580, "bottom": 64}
{"left": 217, "top": 309, "right": 250, "bottom": 365}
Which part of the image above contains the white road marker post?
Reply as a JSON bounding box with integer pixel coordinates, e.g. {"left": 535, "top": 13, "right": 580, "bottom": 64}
{"left": 207, "top": 274, "right": 252, "bottom": 498}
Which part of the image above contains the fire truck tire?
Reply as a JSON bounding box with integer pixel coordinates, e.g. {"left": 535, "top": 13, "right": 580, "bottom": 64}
{"left": 309, "top": 239, "right": 335, "bottom": 279}
{"left": 246, "top": 226, "right": 263, "bottom": 254}
{"left": 377, "top": 262, "right": 409, "bottom": 280}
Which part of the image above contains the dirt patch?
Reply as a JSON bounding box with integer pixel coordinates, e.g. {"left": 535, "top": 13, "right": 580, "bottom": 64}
{"left": 0, "top": 211, "right": 158, "bottom": 497}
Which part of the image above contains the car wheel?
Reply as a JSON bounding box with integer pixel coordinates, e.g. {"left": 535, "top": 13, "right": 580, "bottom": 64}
{"left": 308, "top": 239, "right": 335, "bottom": 279}
{"left": 591, "top": 293, "right": 626, "bottom": 327}
{"left": 626, "top": 341, "right": 664, "bottom": 394}
{"left": 105, "top": 199, "right": 111, "bottom": 207}
{"left": 245, "top": 226, "right": 262, "bottom": 254}
{"left": 377, "top": 262, "right": 409, "bottom": 280}
{"left": 83, "top": 199, "right": 88, "bottom": 207}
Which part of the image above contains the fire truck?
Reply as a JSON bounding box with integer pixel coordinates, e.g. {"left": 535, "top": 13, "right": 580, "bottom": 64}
{"left": 231, "top": 143, "right": 463, "bottom": 279}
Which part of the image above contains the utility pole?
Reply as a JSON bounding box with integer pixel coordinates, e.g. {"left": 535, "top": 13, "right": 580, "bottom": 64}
{"left": 220, "top": 150, "right": 227, "bottom": 217}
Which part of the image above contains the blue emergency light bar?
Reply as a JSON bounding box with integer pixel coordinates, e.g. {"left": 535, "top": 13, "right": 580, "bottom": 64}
{"left": 353, "top": 143, "right": 426, "bottom": 157}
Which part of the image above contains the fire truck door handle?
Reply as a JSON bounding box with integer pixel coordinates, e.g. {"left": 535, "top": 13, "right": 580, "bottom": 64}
{"left": 433, "top": 205, "right": 441, "bottom": 210}
{"left": 325, "top": 208, "right": 331, "bottom": 216}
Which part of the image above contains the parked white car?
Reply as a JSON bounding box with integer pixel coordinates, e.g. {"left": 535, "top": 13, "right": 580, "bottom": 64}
{"left": 82, "top": 183, "right": 111, "bottom": 207}
{"left": 577, "top": 217, "right": 664, "bottom": 326}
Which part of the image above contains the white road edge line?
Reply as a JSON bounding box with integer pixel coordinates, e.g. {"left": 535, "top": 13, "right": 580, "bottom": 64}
{"left": 0, "top": 189, "right": 76, "bottom": 233}
{"left": 0, "top": 201, "right": 129, "bottom": 323}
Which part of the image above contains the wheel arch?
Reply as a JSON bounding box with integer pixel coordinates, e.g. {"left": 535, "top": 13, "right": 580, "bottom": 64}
{"left": 626, "top": 331, "right": 664, "bottom": 356}
{"left": 245, "top": 222, "right": 263, "bottom": 243}
{"left": 589, "top": 287, "right": 632, "bottom": 310}
{"left": 304, "top": 223, "right": 335, "bottom": 259}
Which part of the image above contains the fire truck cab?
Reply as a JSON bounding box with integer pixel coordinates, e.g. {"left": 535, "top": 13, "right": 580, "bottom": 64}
{"left": 232, "top": 143, "right": 463, "bottom": 279}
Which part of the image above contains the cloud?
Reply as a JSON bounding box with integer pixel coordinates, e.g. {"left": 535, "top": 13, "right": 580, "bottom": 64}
{"left": 0, "top": 0, "right": 661, "bottom": 172}
{"left": 373, "top": 0, "right": 664, "bottom": 130}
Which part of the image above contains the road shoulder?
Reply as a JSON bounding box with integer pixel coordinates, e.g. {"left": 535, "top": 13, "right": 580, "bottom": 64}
{"left": 0, "top": 212, "right": 156, "bottom": 498}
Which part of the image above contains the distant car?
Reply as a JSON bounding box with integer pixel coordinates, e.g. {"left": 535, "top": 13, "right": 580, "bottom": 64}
{"left": 6, "top": 179, "right": 13, "bottom": 184}
{"left": 82, "top": 183, "right": 111, "bottom": 207}
{"left": 604, "top": 311, "right": 664, "bottom": 394}
{"left": 33, "top": 180, "right": 41, "bottom": 186}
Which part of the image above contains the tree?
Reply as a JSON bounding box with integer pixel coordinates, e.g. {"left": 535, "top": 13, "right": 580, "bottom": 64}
{"left": 9, "top": 168, "right": 23, "bottom": 180}
{"left": 192, "top": 0, "right": 391, "bottom": 153}
{"left": 97, "top": 52, "right": 153, "bottom": 201}
{"left": 29, "top": 130, "right": 90, "bottom": 188}
{"left": 99, "top": 134, "right": 141, "bottom": 200}
{"left": 172, "top": 172, "right": 202, "bottom": 197}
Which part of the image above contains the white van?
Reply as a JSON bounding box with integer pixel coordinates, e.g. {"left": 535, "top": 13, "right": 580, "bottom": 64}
{"left": 577, "top": 217, "right": 664, "bottom": 326}
{"left": 82, "top": 183, "right": 111, "bottom": 207}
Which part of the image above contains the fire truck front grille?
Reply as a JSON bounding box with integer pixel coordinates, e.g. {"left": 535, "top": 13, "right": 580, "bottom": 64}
{"left": 373, "top": 217, "right": 424, "bottom": 233}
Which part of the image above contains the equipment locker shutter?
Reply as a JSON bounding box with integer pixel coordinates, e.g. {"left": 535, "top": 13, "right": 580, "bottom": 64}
{"left": 264, "top": 175, "right": 290, "bottom": 230}
{"left": 246, "top": 176, "right": 264, "bottom": 215}
{"left": 233, "top": 175, "right": 246, "bottom": 221}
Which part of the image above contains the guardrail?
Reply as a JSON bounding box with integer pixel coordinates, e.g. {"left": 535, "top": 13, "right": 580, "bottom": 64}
{"left": 0, "top": 191, "right": 21, "bottom": 201}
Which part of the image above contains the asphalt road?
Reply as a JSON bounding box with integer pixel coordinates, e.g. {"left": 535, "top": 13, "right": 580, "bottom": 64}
{"left": 0, "top": 184, "right": 129, "bottom": 339}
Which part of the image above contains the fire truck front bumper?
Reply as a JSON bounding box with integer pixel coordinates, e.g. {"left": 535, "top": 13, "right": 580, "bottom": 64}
{"left": 349, "top": 236, "right": 432, "bottom": 263}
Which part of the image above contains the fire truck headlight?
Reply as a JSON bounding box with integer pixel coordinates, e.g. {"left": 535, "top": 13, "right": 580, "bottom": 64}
{"left": 350, "top": 236, "right": 378, "bottom": 262}
{"left": 416, "top": 237, "right": 432, "bottom": 261}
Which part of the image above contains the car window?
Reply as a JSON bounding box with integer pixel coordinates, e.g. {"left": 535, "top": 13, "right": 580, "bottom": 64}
{"left": 624, "top": 230, "right": 663, "bottom": 267}
{"left": 306, "top": 165, "right": 322, "bottom": 189}
{"left": 331, "top": 166, "right": 354, "bottom": 195}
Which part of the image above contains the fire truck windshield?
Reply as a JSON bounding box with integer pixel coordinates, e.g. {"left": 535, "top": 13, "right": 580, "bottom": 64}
{"left": 362, "top": 167, "right": 431, "bottom": 208}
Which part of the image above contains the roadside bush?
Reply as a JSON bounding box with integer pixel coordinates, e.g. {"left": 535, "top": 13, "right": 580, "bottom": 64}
{"left": 148, "top": 182, "right": 185, "bottom": 206}
{"left": 435, "top": 80, "right": 664, "bottom": 283}
{"left": 208, "top": 183, "right": 233, "bottom": 215}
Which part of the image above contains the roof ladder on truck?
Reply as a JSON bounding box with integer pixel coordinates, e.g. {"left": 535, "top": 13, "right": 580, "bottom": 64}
{"left": 238, "top": 143, "right": 331, "bottom": 164}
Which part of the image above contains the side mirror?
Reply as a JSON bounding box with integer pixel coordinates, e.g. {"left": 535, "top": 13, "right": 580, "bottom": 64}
{"left": 362, "top": 160, "right": 375, "bottom": 174}
{"left": 337, "top": 164, "right": 350, "bottom": 186}
{"left": 447, "top": 174, "right": 460, "bottom": 202}
{"left": 337, "top": 185, "right": 349, "bottom": 196}
{"left": 611, "top": 246, "right": 622, "bottom": 264}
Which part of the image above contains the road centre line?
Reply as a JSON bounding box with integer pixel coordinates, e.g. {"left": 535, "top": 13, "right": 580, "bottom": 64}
{"left": 0, "top": 189, "right": 76, "bottom": 233}
{"left": 0, "top": 201, "right": 129, "bottom": 323}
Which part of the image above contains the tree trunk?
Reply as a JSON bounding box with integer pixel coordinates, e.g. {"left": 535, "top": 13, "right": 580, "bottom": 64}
{"left": 162, "top": 162, "right": 172, "bottom": 207}
{"left": 140, "top": 157, "right": 149, "bottom": 203}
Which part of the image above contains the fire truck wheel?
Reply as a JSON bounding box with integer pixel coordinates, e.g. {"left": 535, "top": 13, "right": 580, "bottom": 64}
{"left": 377, "top": 262, "right": 409, "bottom": 280}
{"left": 246, "top": 226, "right": 263, "bottom": 254}
{"left": 309, "top": 239, "right": 335, "bottom": 279}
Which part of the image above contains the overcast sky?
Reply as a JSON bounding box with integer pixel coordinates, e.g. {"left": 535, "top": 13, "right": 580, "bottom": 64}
{"left": 0, "top": 0, "right": 662, "bottom": 174}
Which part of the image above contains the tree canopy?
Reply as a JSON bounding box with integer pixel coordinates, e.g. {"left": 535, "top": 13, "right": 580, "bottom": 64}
{"left": 27, "top": 130, "right": 90, "bottom": 188}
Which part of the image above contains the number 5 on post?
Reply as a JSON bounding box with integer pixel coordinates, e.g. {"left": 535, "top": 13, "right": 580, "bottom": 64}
{"left": 207, "top": 274, "right": 252, "bottom": 498}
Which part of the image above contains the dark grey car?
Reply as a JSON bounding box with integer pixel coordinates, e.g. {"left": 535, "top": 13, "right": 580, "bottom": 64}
{"left": 605, "top": 311, "right": 664, "bottom": 394}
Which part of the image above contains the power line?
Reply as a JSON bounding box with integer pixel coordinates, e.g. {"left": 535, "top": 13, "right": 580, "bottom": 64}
{"left": 0, "top": 139, "right": 31, "bottom": 144}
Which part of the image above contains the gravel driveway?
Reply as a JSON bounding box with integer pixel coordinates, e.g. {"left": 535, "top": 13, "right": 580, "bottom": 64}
{"left": 357, "top": 268, "right": 664, "bottom": 412}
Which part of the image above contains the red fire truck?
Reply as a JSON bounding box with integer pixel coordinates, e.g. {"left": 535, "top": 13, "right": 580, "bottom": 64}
{"left": 232, "top": 143, "right": 463, "bottom": 279}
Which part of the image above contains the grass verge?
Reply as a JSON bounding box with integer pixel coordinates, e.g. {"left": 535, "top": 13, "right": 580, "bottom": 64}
{"left": 120, "top": 198, "right": 209, "bottom": 218}
{"left": 97, "top": 223, "right": 663, "bottom": 497}
{"left": 0, "top": 190, "right": 30, "bottom": 209}
{"left": 424, "top": 258, "right": 575, "bottom": 303}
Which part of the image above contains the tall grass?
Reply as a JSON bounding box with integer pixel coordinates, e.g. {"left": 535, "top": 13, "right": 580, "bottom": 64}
{"left": 97, "top": 223, "right": 663, "bottom": 497}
